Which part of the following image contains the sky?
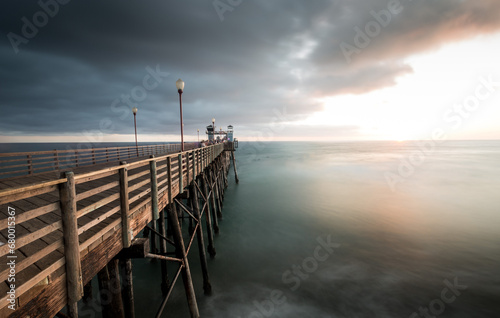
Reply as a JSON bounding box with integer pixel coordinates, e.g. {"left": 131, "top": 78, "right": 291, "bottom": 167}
{"left": 1, "top": 0, "right": 500, "bottom": 143}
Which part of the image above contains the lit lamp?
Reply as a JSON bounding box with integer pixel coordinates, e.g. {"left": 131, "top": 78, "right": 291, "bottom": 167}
{"left": 176, "top": 79, "right": 185, "bottom": 152}
{"left": 197, "top": 129, "right": 200, "bottom": 142}
{"left": 132, "top": 107, "right": 139, "bottom": 156}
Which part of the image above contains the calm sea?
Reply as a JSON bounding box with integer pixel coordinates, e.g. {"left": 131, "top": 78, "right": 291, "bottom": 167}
{"left": 3, "top": 141, "right": 500, "bottom": 317}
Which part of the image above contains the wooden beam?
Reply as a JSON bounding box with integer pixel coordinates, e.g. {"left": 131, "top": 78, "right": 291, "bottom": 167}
{"left": 118, "top": 238, "right": 149, "bottom": 259}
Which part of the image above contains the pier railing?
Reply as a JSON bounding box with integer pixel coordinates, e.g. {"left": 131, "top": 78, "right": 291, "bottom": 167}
{"left": 0, "top": 143, "right": 224, "bottom": 316}
{"left": 0, "top": 142, "right": 199, "bottom": 179}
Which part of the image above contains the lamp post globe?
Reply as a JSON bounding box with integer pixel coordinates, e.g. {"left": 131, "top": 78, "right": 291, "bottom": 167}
{"left": 176, "top": 79, "right": 185, "bottom": 93}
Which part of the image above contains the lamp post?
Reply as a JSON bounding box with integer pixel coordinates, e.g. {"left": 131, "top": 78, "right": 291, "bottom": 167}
{"left": 211, "top": 118, "right": 215, "bottom": 142}
{"left": 197, "top": 129, "right": 200, "bottom": 143}
{"left": 132, "top": 107, "right": 139, "bottom": 156}
{"left": 176, "top": 79, "right": 185, "bottom": 152}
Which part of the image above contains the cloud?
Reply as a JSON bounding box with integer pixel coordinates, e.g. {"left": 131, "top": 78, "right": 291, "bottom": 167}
{"left": 0, "top": 0, "right": 499, "bottom": 139}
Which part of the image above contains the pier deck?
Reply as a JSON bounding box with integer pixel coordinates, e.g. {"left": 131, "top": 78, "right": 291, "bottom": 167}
{"left": 0, "top": 143, "right": 228, "bottom": 317}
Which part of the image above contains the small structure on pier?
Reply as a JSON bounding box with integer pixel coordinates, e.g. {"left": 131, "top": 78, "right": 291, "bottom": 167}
{"left": 227, "top": 125, "right": 234, "bottom": 141}
{"left": 206, "top": 124, "right": 234, "bottom": 143}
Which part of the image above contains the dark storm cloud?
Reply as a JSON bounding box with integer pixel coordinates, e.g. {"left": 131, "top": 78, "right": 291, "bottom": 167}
{"left": 0, "top": 0, "right": 499, "bottom": 138}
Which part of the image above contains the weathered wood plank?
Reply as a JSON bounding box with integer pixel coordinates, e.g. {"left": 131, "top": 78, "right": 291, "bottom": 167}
{"left": 59, "top": 171, "right": 83, "bottom": 317}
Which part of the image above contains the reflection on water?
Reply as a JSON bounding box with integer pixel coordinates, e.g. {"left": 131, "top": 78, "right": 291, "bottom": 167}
{"left": 132, "top": 141, "right": 500, "bottom": 318}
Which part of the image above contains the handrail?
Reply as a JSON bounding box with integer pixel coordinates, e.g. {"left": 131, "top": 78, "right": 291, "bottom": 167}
{"left": 0, "top": 142, "right": 199, "bottom": 179}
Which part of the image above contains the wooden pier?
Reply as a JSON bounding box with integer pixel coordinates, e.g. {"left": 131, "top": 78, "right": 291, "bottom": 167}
{"left": 0, "top": 142, "right": 238, "bottom": 317}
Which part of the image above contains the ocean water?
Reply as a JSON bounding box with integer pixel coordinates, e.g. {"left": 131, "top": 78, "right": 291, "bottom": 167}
{"left": 128, "top": 140, "right": 500, "bottom": 318}
{"left": 2, "top": 141, "right": 500, "bottom": 317}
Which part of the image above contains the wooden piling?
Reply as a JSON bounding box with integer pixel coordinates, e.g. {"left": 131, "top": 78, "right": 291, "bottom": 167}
{"left": 167, "top": 204, "right": 200, "bottom": 318}
{"left": 58, "top": 171, "right": 84, "bottom": 318}
{"left": 167, "top": 156, "right": 199, "bottom": 317}
{"left": 158, "top": 207, "right": 169, "bottom": 295}
{"left": 120, "top": 258, "right": 135, "bottom": 318}
{"left": 203, "top": 172, "right": 219, "bottom": 233}
{"left": 198, "top": 175, "right": 216, "bottom": 257}
{"left": 231, "top": 151, "right": 239, "bottom": 183}
{"left": 97, "top": 260, "right": 125, "bottom": 318}
{"left": 189, "top": 184, "right": 212, "bottom": 295}
{"left": 215, "top": 159, "right": 224, "bottom": 213}
{"left": 83, "top": 281, "right": 92, "bottom": 305}
{"left": 211, "top": 166, "right": 223, "bottom": 219}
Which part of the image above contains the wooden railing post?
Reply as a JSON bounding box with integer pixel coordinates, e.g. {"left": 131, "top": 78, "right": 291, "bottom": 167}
{"left": 178, "top": 154, "right": 184, "bottom": 194}
{"left": 54, "top": 149, "right": 59, "bottom": 170}
{"left": 167, "top": 157, "right": 172, "bottom": 204}
{"left": 92, "top": 148, "right": 96, "bottom": 165}
{"left": 75, "top": 151, "right": 79, "bottom": 167}
{"left": 192, "top": 151, "right": 196, "bottom": 178}
{"left": 59, "top": 171, "right": 84, "bottom": 318}
{"left": 106, "top": 147, "right": 109, "bottom": 162}
{"left": 186, "top": 151, "right": 190, "bottom": 185}
{"left": 196, "top": 149, "right": 199, "bottom": 175}
{"left": 119, "top": 161, "right": 131, "bottom": 248}
{"left": 202, "top": 149, "right": 206, "bottom": 170}
{"left": 26, "top": 154, "right": 33, "bottom": 175}
{"left": 149, "top": 156, "right": 159, "bottom": 222}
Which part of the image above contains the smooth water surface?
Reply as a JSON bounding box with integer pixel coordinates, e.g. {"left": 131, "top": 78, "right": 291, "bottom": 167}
{"left": 131, "top": 141, "right": 500, "bottom": 318}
